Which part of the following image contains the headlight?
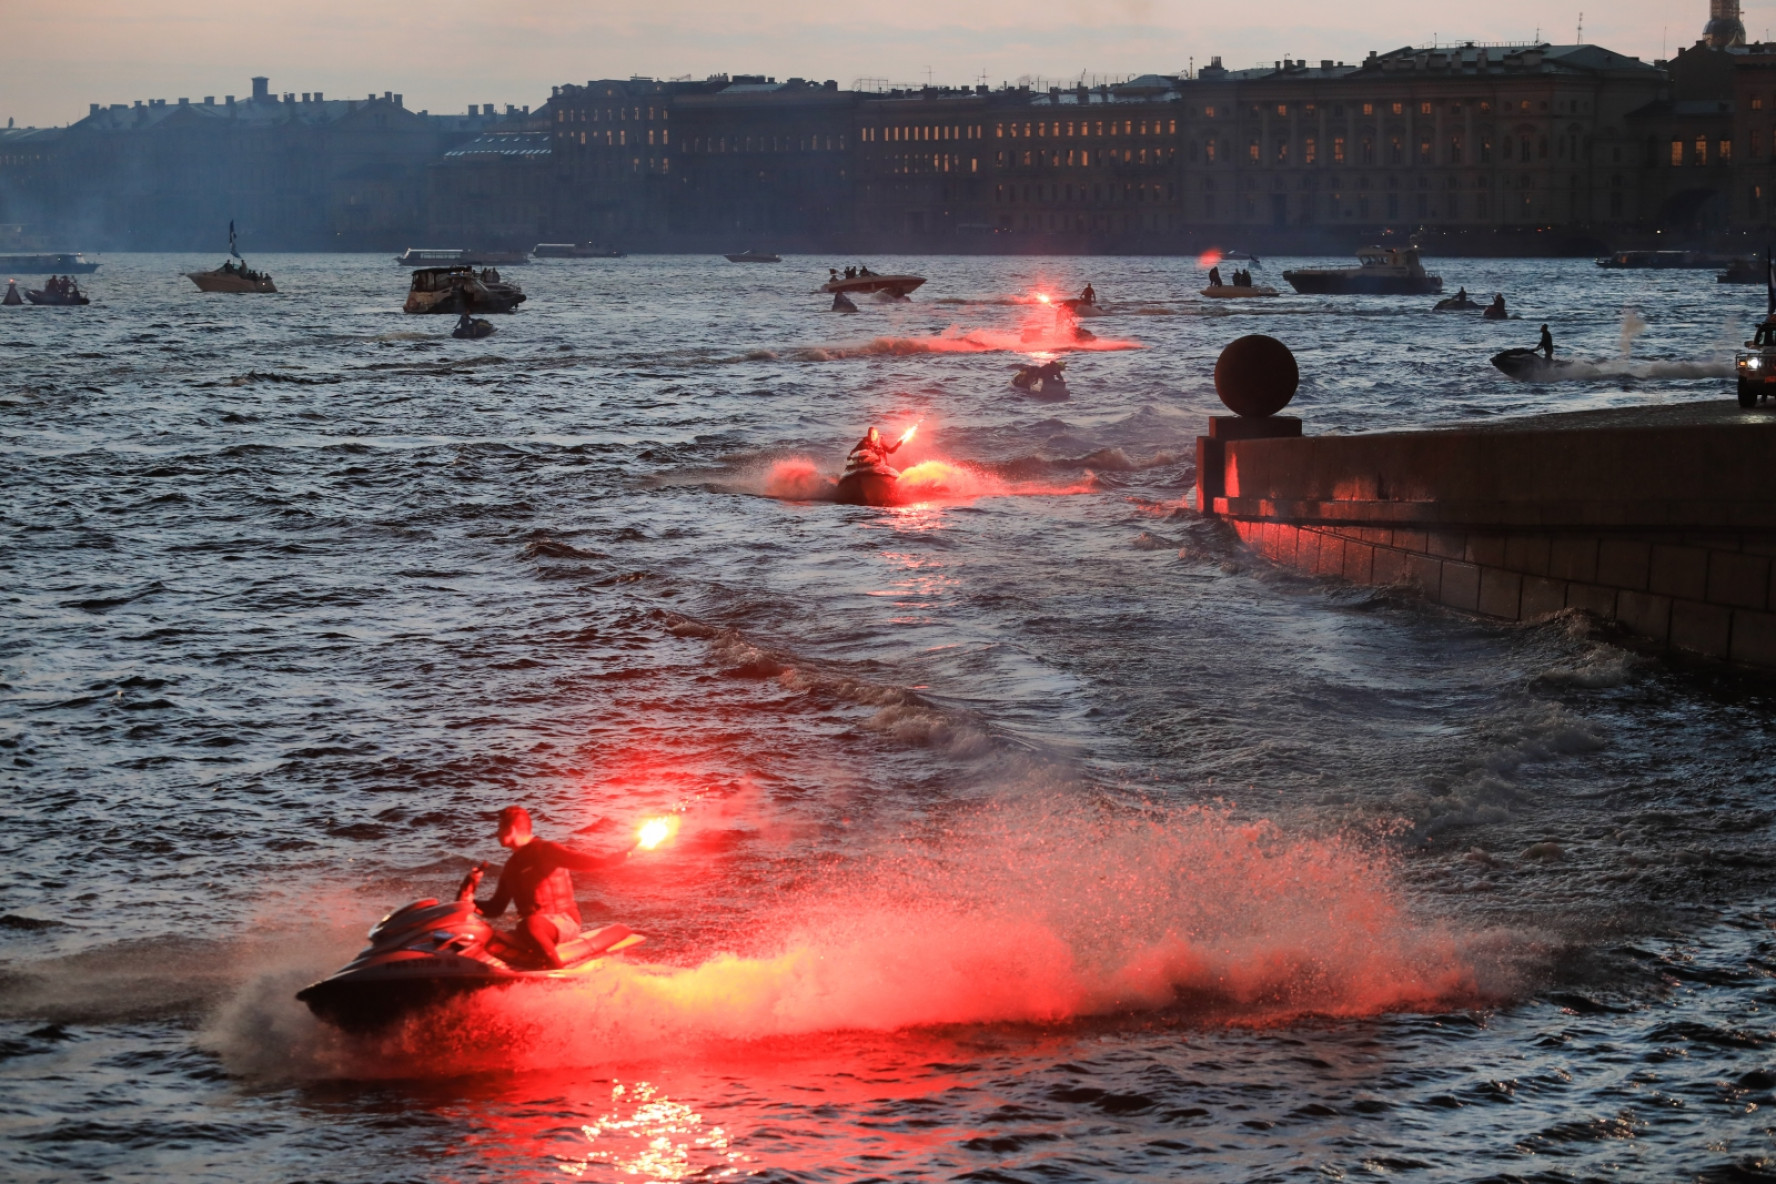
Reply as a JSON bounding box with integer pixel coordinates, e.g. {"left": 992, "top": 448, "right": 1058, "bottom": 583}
{"left": 1744, "top": 357, "right": 1763, "bottom": 370}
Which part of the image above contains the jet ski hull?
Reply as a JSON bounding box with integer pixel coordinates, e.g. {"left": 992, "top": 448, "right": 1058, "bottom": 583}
{"left": 296, "top": 895, "right": 643, "bottom": 1033}
{"left": 834, "top": 465, "right": 901, "bottom": 506}
{"left": 1491, "top": 348, "right": 1582, "bottom": 382}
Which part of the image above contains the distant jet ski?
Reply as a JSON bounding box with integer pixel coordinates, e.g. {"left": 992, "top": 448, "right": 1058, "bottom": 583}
{"left": 1490, "top": 348, "right": 1586, "bottom": 381}
{"left": 452, "top": 316, "right": 496, "bottom": 339}
{"left": 1012, "top": 360, "right": 1068, "bottom": 399}
{"left": 296, "top": 864, "right": 644, "bottom": 1033}
{"left": 1433, "top": 293, "right": 1481, "bottom": 311}
{"left": 831, "top": 291, "right": 858, "bottom": 313}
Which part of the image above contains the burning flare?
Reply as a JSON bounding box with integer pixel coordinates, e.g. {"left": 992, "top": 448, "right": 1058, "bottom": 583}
{"left": 897, "top": 422, "right": 919, "bottom": 447}
{"left": 636, "top": 816, "right": 678, "bottom": 850}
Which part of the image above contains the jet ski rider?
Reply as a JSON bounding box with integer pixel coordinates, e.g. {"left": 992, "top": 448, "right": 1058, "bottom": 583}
{"left": 848, "top": 425, "right": 903, "bottom": 469}
{"left": 476, "top": 805, "right": 619, "bottom": 969}
{"left": 1538, "top": 323, "right": 1555, "bottom": 360}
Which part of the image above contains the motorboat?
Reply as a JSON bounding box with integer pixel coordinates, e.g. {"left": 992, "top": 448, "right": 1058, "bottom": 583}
{"left": 187, "top": 261, "right": 276, "bottom": 294}
{"left": 25, "top": 279, "right": 89, "bottom": 305}
{"left": 833, "top": 457, "right": 902, "bottom": 506}
{"left": 1596, "top": 249, "right": 1730, "bottom": 270}
{"left": 1059, "top": 297, "right": 1107, "bottom": 317}
{"left": 1284, "top": 246, "right": 1442, "bottom": 296}
{"left": 1433, "top": 293, "right": 1482, "bottom": 311}
{"left": 1201, "top": 284, "right": 1278, "bottom": 299}
{"left": 1012, "top": 360, "right": 1068, "bottom": 400}
{"left": 1491, "top": 348, "right": 1584, "bottom": 381}
{"left": 820, "top": 271, "right": 926, "bottom": 298}
{"left": 725, "top": 250, "right": 781, "bottom": 263}
{"left": 1719, "top": 257, "right": 1763, "bottom": 285}
{"left": 452, "top": 317, "right": 496, "bottom": 339}
{"left": 533, "top": 243, "right": 625, "bottom": 259}
{"left": 0, "top": 252, "right": 99, "bottom": 275}
{"left": 296, "top": 864, "right": 645, "bottom": 1033}
{"left": 405, "top": 266, "right": 525, "bottom": 314}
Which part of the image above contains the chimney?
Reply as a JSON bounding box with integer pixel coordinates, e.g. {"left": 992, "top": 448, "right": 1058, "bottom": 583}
{"left": 89, "top": 103, "right": 100, "bottom": 116}
{"left": 226, "top": 95, "right": 235, "bottom": 108}
{"left": 204, "top": 96, "right": 214, "bottom": 105}
{"left": 394, "top": 94, "right": 402, "bottom": 107}
{"left": 178, "top": 97, "right": 189, "bottom": 105}
{"left": 314, "top": 91, "right": 323, "bottom": 102}
{"left": 252, "top": 76, "right": 269, "bottom": 101}
{"left": 301, "top": 93, "right": 310, "bottom": 103}
{"left": 469, "top": 104, "right": 478, "bottom": 116}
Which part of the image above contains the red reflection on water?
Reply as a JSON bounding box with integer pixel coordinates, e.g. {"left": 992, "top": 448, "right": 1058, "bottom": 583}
{"left": 558, "top": 1080, "right": 744, "bottom": 1181}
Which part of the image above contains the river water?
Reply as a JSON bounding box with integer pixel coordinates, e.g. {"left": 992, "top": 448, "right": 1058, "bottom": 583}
{"left": 2, "top": 253, "right": 1773, "bottom": 1182}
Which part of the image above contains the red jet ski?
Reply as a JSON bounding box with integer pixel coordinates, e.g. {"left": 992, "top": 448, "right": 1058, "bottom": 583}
{"left": 296, "top": 864, "right": 644, "bottom": 1033}
{"left": 833, "top": 457, "right": 901, "bottom": 506}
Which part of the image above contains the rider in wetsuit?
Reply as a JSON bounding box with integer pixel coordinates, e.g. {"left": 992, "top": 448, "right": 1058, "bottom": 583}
{"left": 1538, "top": 323, "right": 1554, "bottom": 360}
{"left": 847, "top": 425, "right": 903, "bottom": 470}
{"left": 477, "top": 806, "right": 618, "bottom": 969}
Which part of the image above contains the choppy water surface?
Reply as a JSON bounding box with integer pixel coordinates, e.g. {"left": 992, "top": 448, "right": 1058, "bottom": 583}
{"left": 3, "top": 254, "right": 1774, "bottom": 1181}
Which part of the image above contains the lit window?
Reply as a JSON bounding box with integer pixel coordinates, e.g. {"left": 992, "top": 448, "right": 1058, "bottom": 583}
{"left": 1392, "top": 102, "right": 1403, "bottom": 115}
{"left": 1277, "top": 103, "right": 1288, "bottom": 116}
{"left": 1722, "top": 139, "right": 1733, "bottom": 162}
{"left": 1333, "top": 136, "right": 1344, "bottom": 162}
{"left": 1670, "top": 138, "right": 1683, "bottom": 165}
{"left": 1420, "top": 101, "right": 1431, "bottom": 115}
{"left": 1362, "top": 102, "right": 1373, "bottom": 116}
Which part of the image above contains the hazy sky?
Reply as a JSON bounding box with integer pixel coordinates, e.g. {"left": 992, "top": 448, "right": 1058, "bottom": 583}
{"left": 0, "top": 1, "right": 1746, "bottom": 128}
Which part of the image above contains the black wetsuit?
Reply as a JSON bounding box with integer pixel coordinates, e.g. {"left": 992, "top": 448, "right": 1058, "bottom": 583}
{"left": 1539, "top": 327, "right": 1554, "bottom": 359}
{"left": 480, "top": 838, "right": 610, "bottom": 927}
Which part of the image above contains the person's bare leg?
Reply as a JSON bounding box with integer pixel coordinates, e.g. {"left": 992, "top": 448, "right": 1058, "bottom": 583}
{"left": 522, "top": 913, "right": 565, "bottom": 969}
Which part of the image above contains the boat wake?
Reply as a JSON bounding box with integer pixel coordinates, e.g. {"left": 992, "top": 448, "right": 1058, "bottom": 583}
{"left": 206, "top": 803, "right": 1510, "bottom": 1080}
{"left": 776, "top": 328, "right": 1144, "bottom": 361}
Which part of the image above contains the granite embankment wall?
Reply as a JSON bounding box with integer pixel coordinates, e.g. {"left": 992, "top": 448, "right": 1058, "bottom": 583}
{"left": 1198, "top": 408, "right": 1776, "bottom": 668}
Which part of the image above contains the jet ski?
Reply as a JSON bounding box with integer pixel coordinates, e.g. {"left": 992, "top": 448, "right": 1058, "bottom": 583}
{"left": 833, "top": 458, "right": 901, "bottom": 506}
{"left": 296, "top": 863, "right": 644, "bottom": 1033}
{"left": 1433, "top": 294, "right": 1481, "bottom": 311}
{"left": 831, "top": 291, "right": 858, "bottom": 313}
{"left": 1012, "top": 359, "right": 1068, "bottom": 400}
{"left": 1490, "top": 348, "right": 1585, "bottom": 382}
{"left": 452, "top": 317, "right": 496, "bottom": 339}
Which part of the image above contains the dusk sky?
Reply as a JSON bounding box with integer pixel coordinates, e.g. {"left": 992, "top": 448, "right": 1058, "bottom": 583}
{"left": 1, "top": 1, "right": 1750, "bottom": 127}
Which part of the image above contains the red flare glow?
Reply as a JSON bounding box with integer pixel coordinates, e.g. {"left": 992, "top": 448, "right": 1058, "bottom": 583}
{"left": 637, "top": 816, "right": 678, "bottom": 850}
{"left": 1198, "top": 249, "right": 1224, "bottom": 269}
{"left": 897, "top": 423, "right": 918, "bottom": 447}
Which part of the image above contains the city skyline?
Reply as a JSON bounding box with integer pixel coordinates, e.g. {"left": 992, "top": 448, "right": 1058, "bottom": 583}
{"left": 1, "top": 0, "right": 1745, "bottom": 128}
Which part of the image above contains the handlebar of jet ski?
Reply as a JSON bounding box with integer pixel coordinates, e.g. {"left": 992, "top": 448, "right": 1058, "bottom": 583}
{"left": 455, "top": 861, "right": 493, "bottom": 902}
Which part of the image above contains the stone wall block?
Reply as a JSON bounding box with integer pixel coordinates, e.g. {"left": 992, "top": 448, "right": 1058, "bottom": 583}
{"left": 1315, "top": 532, "right": 1346, "bottom": 577}
{"left": 1730, "top": 609, "right": 1776, "bottom": 666}
{"left": 1649, "top": 544, "right": 1708, "bottom": 601}
{"left": 1429, "top": 531, "right": 1467, "bottom": 560}
{"left": 1617, "top": 590, "right": 1673, "bottom": 644}
{"left": 1296, "top": 527, "right": 1321, "bottom": 574}
{"left": 1343, "top": 540, "right": 1375, "bottom": 584}
{"left": 1372, "top": 547, "right": 1409, "bottom": 586}
{"left": 1596, "top": 539, "right": 1652, "bottom": 590}
{"left": 1566, "top": 583, "right": 1618, "bottom": 619}
{"left": 1670, "top": 599, "right": 1733, "bottom": 659}
{"left": 1394, "top": 529, "right": 1427, "bottom": 554}
{"left": 1707, "top": 550, "right": 1772, "bottom": 610}
{"left": 1406, "top": 553, "right": 1443, "bottom": 596}
{"left": 1520, "top": 575, "right": 1568, "bottom": 620}
{"left": 1440, "top": 562, "right": 1481, "bottom": 612}
{"left": 1467, "top": 535, "right": 1508, "bottom": 568}
{"left": 1477, "top": 568, "right": 1524, "bottom": 620}
{"left": 1549, "top": 537, "right": 1599, "bottom": 582}
{"left": 1504, "top": 535, "right": 1553, "bottom": 576}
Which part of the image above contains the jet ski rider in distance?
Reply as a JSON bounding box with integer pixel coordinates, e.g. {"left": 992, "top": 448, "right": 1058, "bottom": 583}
{"left": 476, "top": 805, "right": 622, "bottom": 969}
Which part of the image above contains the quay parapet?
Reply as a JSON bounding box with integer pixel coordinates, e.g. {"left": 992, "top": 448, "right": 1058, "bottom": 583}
{"left": 1199, "top": 342, "right": 1776, "bottom": 669}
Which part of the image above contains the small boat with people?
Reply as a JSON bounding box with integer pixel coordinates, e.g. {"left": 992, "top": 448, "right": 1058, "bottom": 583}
{"left": 405, "top": 266, "right": 526, "bottom": 315}
{"left": 1284, "top": 246, "right": 1442, "bottom": 296}
{"left": 187, "top": 224, "right": 276, "bottom": 293}
{"left": 1200, "top": 266, "right": 1276, "bottom": 299}
{"left": 821, "top": 265, "right": 926, "bottom": 298}
{"left": 725, "top": 250, "right": 781, "bottom": 263}
{"left": 25, "top": 275, "right": 89, "bottom": 305}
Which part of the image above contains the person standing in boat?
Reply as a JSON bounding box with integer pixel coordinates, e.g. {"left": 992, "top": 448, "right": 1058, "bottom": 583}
{"left": 1538, "top": 323, "right": 1554, "bottom": 360}
{"left": 1081, "top": 283, "right": 1095, "bottom": 305}
{"left": 1208, "top": 266, "right": 1224, "bottom": 288}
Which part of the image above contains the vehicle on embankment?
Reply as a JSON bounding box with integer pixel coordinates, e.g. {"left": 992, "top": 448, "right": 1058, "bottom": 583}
{"left": 1737, "top": 317, "right": 1776, "bottom": 407}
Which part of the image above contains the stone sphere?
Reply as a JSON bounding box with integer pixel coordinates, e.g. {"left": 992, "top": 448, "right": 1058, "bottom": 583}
{"left": 1213, "top": 334, "right": 1299, "bottom": 418}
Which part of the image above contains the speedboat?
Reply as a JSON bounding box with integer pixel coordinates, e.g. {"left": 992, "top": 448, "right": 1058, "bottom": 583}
{"left": 405, "top": 266, "right": 525, "bottom": 314}
{"left": 833, "top": 458, "right": 902, "bottom": 506}
{"left": 188, "top": 262, "right": 276, "bottom": 293}
{"left": 296, "top": 865, "right": 644, "bottom": 1033}
{"left": 821, "top": 272, "right": 926, "bottom": 298}
{"left": 1284, "top": 246, "right": 1442, "bottom": 296}
{"left": 1491, "top": 348, "right": 1584, "bottom": 381}
{"left": 725, "top": 250, "right": 781, "bottom": 263}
